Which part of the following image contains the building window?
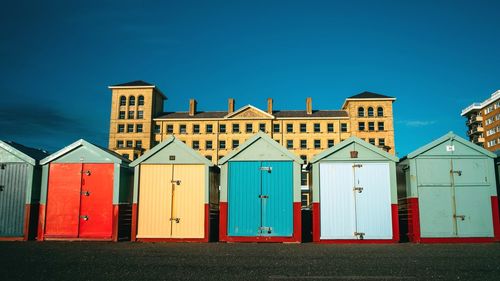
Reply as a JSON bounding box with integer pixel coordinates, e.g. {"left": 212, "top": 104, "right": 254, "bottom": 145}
{"left": 232, "top": 124, "right": 240, "bottom": 133}
{"left": 154, "top": 125, "right": 161, "bottom": 134}
{"left": 180, "top": 124, "right": 187, "bottom": 134}
{"left": 206, "top": 140, "right": 213, "bottom": 149}
{"left": 193, "top": 124, "right": 200, "bottom": 134}
{"left": 368, "top": 138, "right": 375, "bottom": 145}
{"left": 300, "top": 140, "right": 307, "bottom": 149}
{"left": 218, "top": 155, "right": 224, "bottom": 160}
{"left": 377, "top": 107, "right": 384, "bottom": 117}
{"left": 314, "top": 139, "right": 321, "bottom": 149}
{"left": 219, "top": 124, "right": 226, "bottom": 133}
{"left": 126, "top": 140, "right": 133, "bottom": 148}
{"left": 192, "top": 141, "right": 199, "bottom": 150}
{"left": 122, "top": 154, "right": 129, "bottom": 159}
{"left": 133, "top": 154, "right": 138, "bottom": 160}
{"left": 128, "top": 111, "right": 134, "bottom": 119}
{"left": 379, "top": 138, "right": 385, "bottom": 146}
{"left": 127, "top": 124, "right": 134, "bottom": 133}
{"left": 137, "top": 111, "right": 144, "bottom": 119}
{"left": 118, "top": 124, "right": 124, "bottom": 133}
{"left": 378, "top": 122, "right": 385, "bottom": 131}
{"left": 368, "top": 122, "right": 375, "bottom": 131}
{"left": 117, "top": 140, "right": 124, "bottom": 148}
{"left": 300, "top": 155, "right": 307, "bottom": 161}
{"left": 358, "top": 107, "right": 365, "bottom": 117}
{"left": 219, "top": 140, "right": 226, "bottom": 149}
{"left": 259, "top": 123, "right": 266, "bottom": 132}
{"left": 301, "top": 172, "right": 308, "bottom": 186}
{"left": 368, "top": 107, "right": 374, "bottom": 117}
{"left": 341, "top": 123, "right": 347, "bottom": 132}
{"left": 136, "top": 124, "right": 143, "bottom": 133}
{"left": 246, "top": 123, "right": 253, "bottom": 133}
{"left": 300, "top": 123, "right": 307, "bottom": 133}
{"left": 119, "top": 111, "right": 125, "bottom": 119}
{"left": 166, "top": 125, "right": 173, "bottom": 134}
{"left": 206, "top": 124, "right": 213, "bottom": 133}
{"left": 232, "top": 140, "right": 239, "bottom": 149}
{"left": 129, "top": 96, "right": 135, "bottom": 106}
{"left": 206, "top": 155, "right": 212, "bottom": 161}
{"left": 273, "top": 123, "right": 280, "bottom": 133}
{"left": 136, "top": 140, "right": 142, "bottom": 148}
{"left": 287, "top": 140, "right": 293, "bottom": 149}
{"left": 314, "top": 123, "right": 320, "bottom": 133}
{"left": 327, "top": 123, "right": 334, "bottom": 133}
{"left": 138, "top": 95, "right": 144, "bottom": 106}
{"left": 358, "top": 122, "right": 365, "bottom": 131}
{"left": 120, "top": 96, "right": 126, "bottom": 106}
{"left": 287, "top": 124, "right": 293, "bottom": 133}
{"left": 327, "top": 139, "right": 334, "bottom": 147}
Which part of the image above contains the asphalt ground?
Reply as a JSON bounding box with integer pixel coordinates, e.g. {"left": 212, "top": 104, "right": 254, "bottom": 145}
{"left": 1, "top": 242, "right": 499, "bottom": 281}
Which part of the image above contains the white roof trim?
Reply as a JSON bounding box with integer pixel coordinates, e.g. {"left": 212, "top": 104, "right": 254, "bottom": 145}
{"left": 224, "top": 105, "right": 275, "bottom": 119}
{"left": 0, "top": 141, "right": 37, "bottom": 165}
{"left": 461, "top": 90, "right": 500, "bottom": 116}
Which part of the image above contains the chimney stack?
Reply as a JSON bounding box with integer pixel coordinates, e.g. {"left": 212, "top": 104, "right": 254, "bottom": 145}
{"left": 306, "top": 97, "right": 312, "bottom": 115}
{"left": 267, "top": 98, "right": 273, "bottom": 114}
{"left": 228, "top": 98, "right": 235, "bottom": 114}
{"left": 189, "top": 99, "right": 197, "bottom": 116}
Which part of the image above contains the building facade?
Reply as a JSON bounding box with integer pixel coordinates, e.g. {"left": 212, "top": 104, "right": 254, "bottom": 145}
{"left": 461, "top": 90, "right": 500, "bottom": 151}
{"left": 108, "top": 81, "right": 396, "bottom": 163}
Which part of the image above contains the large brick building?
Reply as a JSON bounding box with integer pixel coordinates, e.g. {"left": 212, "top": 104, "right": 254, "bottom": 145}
{"left": 107, "top": 80, "right": 396, "bottom": 163}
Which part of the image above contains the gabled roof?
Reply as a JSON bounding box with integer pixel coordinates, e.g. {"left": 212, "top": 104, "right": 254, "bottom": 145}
{"left": 40, "top": 139, "right": 130, "bottom": 165}
{"left": 311, "top": 136, "right": 399, "bottom": 163}
{"left": 224, "top": 105, "right": 275, "bottom": 119}
{"left": 347, "top": 91, "right": 395, "bottom": 99}
{"left": 109, "top": 80, "right": 154, "bottom": 87}
{"left": 0, "top": 140, "right": 49, "bottom": 165}
{"left": 218, "top": 131, "right": 303, "bottom": 165}
{"left": 406, "top": 131, "right": 497, "bottom": 159}
{"left": 130, "top": 135, "right": 213, "bottom": 167}
{"left": 155, "top": 111, "right": 227, "bottom": 120}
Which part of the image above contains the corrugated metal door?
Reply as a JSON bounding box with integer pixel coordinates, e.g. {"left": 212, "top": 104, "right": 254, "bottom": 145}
{"left": 137, "top": 164, "right": 173, "bottom": 238}
{"left": 45, "top": 163, "right": 82, "bottom": 237}
{"left": 228, "top": 162, "right": 261, "bottom": 236}
{"left": 78, "top": 163, "right": 114, "bottom": 238}
{"left": 171, "top": 165, "right": 205, "bottom": 238}
{"left": 0, "top": 163, "right": 28, "bottom": 237}
{"left": 453, "top": 159, "right": 493, "bottom": 237}
{"left": 261, "top": 161, "right": 293, "bottom": 237}
{"left": 354, "top": 163, "right": 392, "bottom": 239}
{"left": 320, "top": 163, "right": 356, "bottom": 239}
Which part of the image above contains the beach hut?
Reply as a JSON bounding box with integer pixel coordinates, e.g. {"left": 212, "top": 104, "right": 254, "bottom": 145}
{"left": 218, "top": 132, "right": 303, "bottom": 242}
{"left": 38, "top": 139, "right": 132, "bottom": 241}
{"left": 130, "top": 136, "right": 219, "bottom": 242}
{"left": 0, "top": 141, "right": 48, "bottom": 240}
{"left": 398, "top": 132, "right": 500, "bottom": 243}
{"left": 310, "top": 137, "right": 399, "bottom": 243}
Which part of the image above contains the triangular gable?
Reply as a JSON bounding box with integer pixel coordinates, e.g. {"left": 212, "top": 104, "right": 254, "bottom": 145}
{"left": 40, "top": 139, "right": 129, "bottom": 165}
{"left": 311, "top": 136, "right": 399, "bottom": 163}
{"left": 0, "top": 140, "right": 38, "bottom": 165}
{"left": 218, "top": 131, "right": 303, "bottom": 164}
{"left": 406, "top": 131, "right": 497, "bottom": 159}
{"left": 224, "top": 105, "right": 275, "bottom": 119}
{"left": 130, "top": 136, "right": 213, "bottom": 167}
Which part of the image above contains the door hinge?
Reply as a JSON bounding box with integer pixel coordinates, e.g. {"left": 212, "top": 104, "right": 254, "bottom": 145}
{"left": 352, "top": 164, "right": 363, "bottom": 168}
{"left": 171, "top": 180, "right": 181, "bottom": 185}
{"left": 258, "top": 226, "right": 272, "bottom": 234}
{"left": 80, "top": 215, "right": 89, "bottom": 221}
{"left": 259, "top": 166, "right": 272, "bottom": 172}
{"left": 258, "top": 195, "right": 269, "bottom": 199}
{"left": 454, "top": 215, "right": 465, "bottom": 221}
{"left": 81, "top": 170, "right": 91, "bottom": 176}
{"left": 354, "top": 232, "right": 365, "bottom": 239}
{"left": 353, "top": 186, "right": 363, "bottom": 193}
{"left": 170, "top": 218, "right": 180, "bottom": 223}
{"left": 81, "top": 191, "right": 90, "bottom": 196}
{"left": 0, "top": 185, "right": 4, "bottom": 192}
{"left": 450, "top": 170, "right": 462, "bottom": 176}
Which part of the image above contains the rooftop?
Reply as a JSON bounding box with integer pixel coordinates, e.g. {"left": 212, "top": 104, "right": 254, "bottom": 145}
{"left": 109, "top": 80, "right": 154, "bottom": 87}
{"left": 347, "top": 91, "right": 395, "bottom": 99}
{"left": 461, "top": 90, "right": 500, "bottom": 116}
{"left": 154, "top": 110, "right": 348, "bottom": 119}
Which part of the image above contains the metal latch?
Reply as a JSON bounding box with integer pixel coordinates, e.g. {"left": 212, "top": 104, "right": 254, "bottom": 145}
{"left": 0, "top": 164, "right": 6, "bottom": 169}
{"left": 170, "top": 218, "right": 180, "bottom": 223}
{"left": 81, "top": 191, "right": 90, "bottom": 196}
{"left": 80, "top": 215, "right": 89, "bottom": 221}
{"left": 0, "top": 185, "right": 4, "bottom": 192}
{"left": 171, "top": 180, "right": 181, "bottom": 185}
{"left": 354, "top": 232, "right": 365, "bottom": 239}
{"left": 353, "top": 186, "right": 363, "bottom": 193}
{"left": 258, "top": 226, "right": 272, "bottom": 234}
{"left": 352, "top": 164, "right": 363, "bottom": 168}
{"left": 454, "top": 215, "right": 465, "bottom": 221}
{"left": 258, "top": 195, "right": 269, "bottom": 199}
{"left": 451, "top": 170, "right": 462, "bottom": 176}
{"left": 259, "top": 167, "right": 272, "bottom": 172}
{"left": 81, "top": 170, "right": 91, "bottom": 176}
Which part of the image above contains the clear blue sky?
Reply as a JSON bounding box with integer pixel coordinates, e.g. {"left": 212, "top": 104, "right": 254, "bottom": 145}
{"left": 1, "top": 0, "right": 499, "bottom": 156}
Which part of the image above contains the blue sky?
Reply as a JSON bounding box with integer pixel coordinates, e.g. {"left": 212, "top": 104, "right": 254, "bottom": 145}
{"left": 1, "top": 0, "right": 499, "bottom": 156}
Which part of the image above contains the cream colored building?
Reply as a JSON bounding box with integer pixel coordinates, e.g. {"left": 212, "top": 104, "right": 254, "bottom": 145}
{"left": 108, "top": 81, "right": 396, "bottom": 163}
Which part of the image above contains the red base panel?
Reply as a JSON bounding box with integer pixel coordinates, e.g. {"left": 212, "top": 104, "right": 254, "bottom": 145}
{"left": 219, "top": 202, "right": 301, "bottom": 243}
{"left": 131, "top": 203, "right": 138, "bottom": 242}
{"left": 313, "top": 202, "right": 399, "bottom": 243}
{"left": 37, "top": 204, "right": 46, "bottom": 241}
{"left": 0, "top": 237, "right": 24, "bottom": 241}
{"left": 418, "top": 237, "right": 498, "bottom": 243}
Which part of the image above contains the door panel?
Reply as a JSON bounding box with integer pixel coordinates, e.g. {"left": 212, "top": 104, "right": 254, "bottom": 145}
{"left": 355, "top": 163, "right": 392, "bottom": 239}
{"left": 452, "top": 159, "right": 488, "bottom": 185}
{"left": 78, "top": 163, "right": 114, "bottom": 238}
{"left": 320, "top": 163, "right": 356, "bottom": 239}
{"left": 228, "top": 162, "right": 261, "bottom": 236}
{"left": 171, "top": 165, "right": 205, "bottom": 238}
{"left": 416, "top": 159, "right": 452, "bottom": 186}
{"left": 45, "top": 163, "right": 82, "bottom": 237}
{"left": 261, "top": 161, "right": 293, "bottom": 237}
{"left": 137, "top": 164, "right": 173, "bottom": 238}
{"left": 0, "top": 164, "right": 28, "bottom": 237}
{"left": 419, "top": 186, "right": 455, "bottom": 237}
{"left": 455, "top": 186, "right": 494, "bottom": 237}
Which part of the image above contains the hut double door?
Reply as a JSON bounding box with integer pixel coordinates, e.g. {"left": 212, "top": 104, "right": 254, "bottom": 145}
{"left": 417, "top": 158, "right": 493, "bottom": 238}
{"left": 228, "top": 161, "right": 293, "bottom": 237}
{"left": 320, "top": 163, "right": 392, "bottom": 240}
{"left": 0, "top": 163, "right": 28, "bottom": 237}
{"left": 137, "top": 164, "right": 205, "bottom": 239}
{"left": 45, "top": 163, "right": 114, "bottom": 239}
